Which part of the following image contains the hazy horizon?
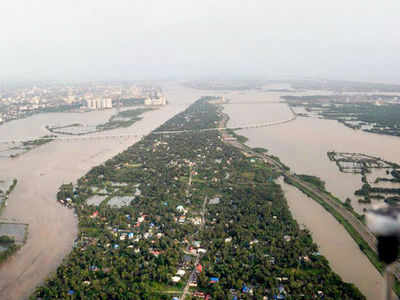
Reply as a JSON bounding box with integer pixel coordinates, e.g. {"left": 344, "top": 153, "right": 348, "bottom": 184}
{"left": 1, "top": 1, "right": 400, "bottom": 83}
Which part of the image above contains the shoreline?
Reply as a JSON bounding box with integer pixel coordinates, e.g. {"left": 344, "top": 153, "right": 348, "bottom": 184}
{"left": 219, "top": 101, "right": 394, "bottom": 299}
{"left": 32, "top": 97, "right": 365, "bottom": 299}
{"left": 0, "top": 93, "right": 194, "bottom": 299}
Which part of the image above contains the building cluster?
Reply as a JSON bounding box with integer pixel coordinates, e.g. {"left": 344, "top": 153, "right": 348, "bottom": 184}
{"left": 144, "top": 91, "right": 167, "bottom": 106}
{"left": 207, "top": 96, "right": 226, "bottom": 104}
{"left": 0, "top": 82, "right": 167, "bottom": 124}
{"left": 86, "top": 98, "right": 112, "bottom": 110}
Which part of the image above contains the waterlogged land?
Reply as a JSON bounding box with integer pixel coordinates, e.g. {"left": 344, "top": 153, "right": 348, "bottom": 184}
{"left": 281, "top": 180, "right": 384, "bottom": 300}
{"left": 0, "top": 179, "right": 24, "bottom": 266}
{"left": 283, "top": 95, "right": 400, "bottom": 137}
{"left": 33, "top": 98, "right": 364, "bottom": 299}
{"left": 47, "top": 108, "right": 154, "bottom": 135}
{"left": 220, "top": 88, "right": 400, "bottom": 299}
{"left": 327, "top": 152, "right": 400, "bottom": 205}
{"left": 0, "top": 83, "right": 395, "bottom": 299}
{"left": 0, "top": 83, "right": 202, "bottom": 300}
{"left": 224, "top": 91, "right": 400, "bottom": 213}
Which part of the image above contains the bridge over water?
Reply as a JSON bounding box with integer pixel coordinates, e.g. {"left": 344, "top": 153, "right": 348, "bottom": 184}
{"left": 0, "top": 114, "right": 296, "bottom": 145}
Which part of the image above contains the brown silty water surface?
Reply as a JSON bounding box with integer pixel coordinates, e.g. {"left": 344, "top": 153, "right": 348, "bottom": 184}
{"left": 223, "top": 89, "right": 400, "bottom": 300}
{"left": 0, "top": 83, "right": 206, "bottom": 300}
{"left": 280, "top": 179, "right": 384, "bottom": 300}
{"left": 1, "top": 84, "right": 398, "bottom": 299}
{"left": 223, "top": 90, "right": 400, "bottom": 213}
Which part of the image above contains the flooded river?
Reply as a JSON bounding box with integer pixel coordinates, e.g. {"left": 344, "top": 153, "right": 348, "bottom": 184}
{"left": 0, "top": 83, "right": 204, "bottom": 299}
{"left": 0, "top": 83, "right": 397, "bottom": 299}
{"left": 224, "top": 90, "right": 400, "bottom": 213}
{"left": 281, "top": 178, "right": 384, "bottom": 299}
{"left": 223, "top": 89, "right": 400, "bottom": 299}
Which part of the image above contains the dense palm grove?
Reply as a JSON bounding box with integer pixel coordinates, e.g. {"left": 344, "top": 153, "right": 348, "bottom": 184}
{"left": 32, "top": 98, "right": 364, "bottom": 299}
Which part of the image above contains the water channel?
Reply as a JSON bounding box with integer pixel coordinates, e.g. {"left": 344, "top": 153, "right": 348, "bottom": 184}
{"left": 223, "top": 89, "right": 400, "bottom": 299}
{"left": 0, "top": 83, "right": 205, "bottom": 299}
{"left": 0, "top": 84, "right": 397, "bottom": 299}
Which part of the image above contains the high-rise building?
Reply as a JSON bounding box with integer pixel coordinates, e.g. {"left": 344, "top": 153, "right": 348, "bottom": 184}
{"left": 86, "top": 98, "right": 113, "bottom": 109}
{"left": 144, "top": 95, "right": 167, "bottom": 106}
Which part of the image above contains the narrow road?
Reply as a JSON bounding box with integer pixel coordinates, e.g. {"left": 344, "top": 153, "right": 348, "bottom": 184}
{"left": 219, "top": 112, "right": 400, "bottom": 283}
{"left": 185, "top": 165, "right": 192, "bottom": 197}
{"left": 181, "top": 195, "right": 208, "bottom": 300}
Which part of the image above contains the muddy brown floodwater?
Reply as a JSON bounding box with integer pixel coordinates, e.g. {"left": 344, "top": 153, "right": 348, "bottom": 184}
{"left": 280, "top": 179, "right": 384, "bottom": 300}
{"left": 1, "top": 84, "right": 396, "bottom": 300}
{"left": 223, "top": 90, "right": 400, "bottom": 213}
{"left": 223, "top": 88, "right": 400, "bottom": 300}
{"left": 0, "top": 83, "right": 206, "bottom": 300}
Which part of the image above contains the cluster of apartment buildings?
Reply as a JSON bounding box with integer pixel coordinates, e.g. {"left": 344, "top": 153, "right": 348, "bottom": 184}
{"left": 0, "top": 82, "right": 167, "bottom": 123}
{"left": 86, "top": 98, "right": 112, "bottom": 110}
{"left": 144, "top": 94, "right": 167, "bottom": 106}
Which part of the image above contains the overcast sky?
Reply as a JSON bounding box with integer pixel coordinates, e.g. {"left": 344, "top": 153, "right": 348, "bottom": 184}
{"left": 1, "top": 0, "right": 400, "bottom": 82}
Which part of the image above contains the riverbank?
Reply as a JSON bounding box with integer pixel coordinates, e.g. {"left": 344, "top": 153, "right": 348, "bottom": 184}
{"left": 221, "top": 122, "right": 387, "bottom": 299}
{"left": 0, "top": 178, "right": 25, "bottom": 266}
{"left": 220, "top": 89, "right": 400, "bottom": 299}
{"left": 0, "top": 83, "right": 202, "bottom": 299}
{"left": 281, "top": 181, "right": 385, "bottom": 299}
{"left": 46, "top": 107, "right": 154, "bottom": 136}
{"left": 33, "top": 97, "right": 364, "bottom": 299}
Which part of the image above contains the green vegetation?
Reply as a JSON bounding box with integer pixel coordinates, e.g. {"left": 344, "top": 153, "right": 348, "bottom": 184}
{"left": 39, "top": 102, "right": 83, "bottom": 113}
{"left": 119, "top": 97, "right": 146, "bottom": 106}
{"left": 284, "top": 95, "right": 400, "bottom": 137}
{"left": 355, "top": 183, "right": 400, "bottom": 205}
{"left": 0, "top": 243, "right": 19, "bottom": 265}
{"left": 0, "top": 235, "right": 14, "bottom": 244}
{"left": 0, "top": 179, "right": 20, "bottom": 264}
{"left": 344, "top": 198, "right": 354, "bottom": 211}
{"left": 6, "top": 179, "right": 17, "bottom": 196}
{"left": 0, "top": 231, "right": 20, "bottom": 266}
{"left": 284, "top": 177, "right": 384, "bottom": 266}
{"left": 7, "top": 135, "right": 56, "bottom": 158}
{"left": 297, "top": 174, "right": 325, "bottom": 190}
{"left": 33, "top": 98, "right": 364, "bottom": 299}
{"left": 0, "top": 179, "right": 17, "bottom": 215}
{"left": 321, "top": 103, "right": 400, "bottom": 137}
{"left": 96, "top": 108, "right": 154, "bottom": 131}
{"left": 284, "top": 176, "right": 400, "bottom": 296}
{"left": 294, "top": 174, "right": 362, "bottom": 220}
{"left": 287, "top": 80, "right": 400, "bottom": 93}
{"left": 47, "top": 108, "right": 154, "bottom": 136}
{"left": 225, "top": 129, "right": 248, "bottom": 143}
{"left": 326, "top": 151, "right": 400, "bottom": 205}
{"left": 22, "top": 136, "right": 56, "bottom": 147}
{"left": 1, "top": 102, "right": 84, "bottom": 126}
{"left": 252, "top": 147, "right": 268, "bottom": 154}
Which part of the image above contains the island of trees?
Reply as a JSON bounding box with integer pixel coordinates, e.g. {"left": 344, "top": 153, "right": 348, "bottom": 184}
{"left": 33, "top": 98, "right": 364, "bottom": 299}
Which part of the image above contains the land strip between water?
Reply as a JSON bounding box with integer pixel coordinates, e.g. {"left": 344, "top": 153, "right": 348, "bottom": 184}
{"left": 33, "top": 97, "right": 364, "bottom": 299}
{"left": 217, "top": 106, "right": 400, "bottom": 295}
